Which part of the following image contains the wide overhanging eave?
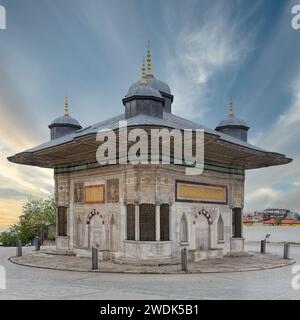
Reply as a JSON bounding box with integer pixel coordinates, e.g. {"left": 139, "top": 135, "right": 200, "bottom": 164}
{"left": 7, "top": 129, "right": 293, "bottom": 170}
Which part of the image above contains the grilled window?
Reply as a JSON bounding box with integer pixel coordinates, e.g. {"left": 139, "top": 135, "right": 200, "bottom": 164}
{"left": 58, "top": 206, "right": 67, "bottom": 236}
{"left": 232, "top": 208, "right": 242, "bottom": 238}
{"left": 139, "top": 204, "right": 156, "bottom": 241}
{"left": 127, "top": 204, "right": 135, "bottom": 240}
{"left": 160, "top": 204, "right": 169, "bottom": 241}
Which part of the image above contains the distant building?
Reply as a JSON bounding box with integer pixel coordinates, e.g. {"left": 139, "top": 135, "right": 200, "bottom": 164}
{"left": 263, "top": 218, "right": 300, "bottom": 226}
{"left": 243, "top": 214, "right": 263, "bottom": 225}
{"left": 263, "top": 208, "right": 290, "bottom": 220}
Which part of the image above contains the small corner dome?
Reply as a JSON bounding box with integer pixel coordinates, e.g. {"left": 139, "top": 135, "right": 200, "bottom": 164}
{"left": 125, "top": 83, "right": 162, "bottom": 99}
{"left": 129, "top": 76, "right": 171, "bottom": 95}
{"left": 50, "top": 115, "right": 81, "bottom": 128}
{"left": 216, "top": 115, "right": 249, "bottom": 129}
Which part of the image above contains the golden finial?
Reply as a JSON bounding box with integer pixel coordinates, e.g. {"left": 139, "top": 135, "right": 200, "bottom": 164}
{"left": 141, "top": 57, "right": 147, "bottom": 84}
{"left": 229, "top": 96, "right": 234, "bottom": 116}
{"left": 146, "top": 40, "right": 153, "bottom": 76}
{"left": 64, "top": 96, "right": 69, "bottom": 116}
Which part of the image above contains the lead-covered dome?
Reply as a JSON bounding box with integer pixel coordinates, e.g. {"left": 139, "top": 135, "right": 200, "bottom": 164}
{"left": 126, "top": 44, "right": 174, "bottom": 113}
{"left": 126, "top": 83, "right": 162, "bottom": 99}
{"left": 215, "top": 97, "right": 249, "bottom": 142}
{"left": 49, "top": 98, "right": 82, "bottom": 140}
{"left": 50, "top": 114, "right": 81, "bottom": 127}
{"left": 129, "top": 75, "right": 171, "bottom": 96}
{"left": 123, "top": 60, "right": 165, "bottom": 119}
{"left": 216, "top": 114, "right": 249, "bottom": 129}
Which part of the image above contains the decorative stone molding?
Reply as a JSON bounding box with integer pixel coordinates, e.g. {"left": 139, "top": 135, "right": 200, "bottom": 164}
{"left": 86, "top": 209, "right": 101, "bottom": 224}
{"left": 196, "top": 208, "right": 213, "bottom": 225}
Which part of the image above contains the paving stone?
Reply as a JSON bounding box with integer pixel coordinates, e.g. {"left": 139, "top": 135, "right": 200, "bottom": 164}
{"left": 9, "top": 249, "right": 294, "bottom": 274}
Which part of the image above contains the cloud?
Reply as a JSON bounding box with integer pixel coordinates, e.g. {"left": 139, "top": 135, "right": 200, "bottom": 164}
{"left": 0, "top": 98, "right": 53, "bottom": 229}
{"left": 293, "top": 180, "right": 300, "bottom": 187}
{"left": 245, "top": 187, "right": 281, "bottom": 210}
{"left": 166, "top": 3, "right": 257, "bottom": 118}
{"left": 278, "top": 76, "right": 300, "bottom": 127}
{"left": 245, "top": 72, "right": 300, "bottom": 213}
{"left": 0, "top": 198, "right": 24, "bottom": 228}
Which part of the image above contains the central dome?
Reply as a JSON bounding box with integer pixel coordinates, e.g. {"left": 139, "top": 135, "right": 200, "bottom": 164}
{"left": 126, "top": 83, "right": 162, "bottom": 99}
{"left": 128, "top": 75, "right": 171, "bottom": 95}
{"left": 125, "top": 43, "right": 174, "bottom": 114}
{"left": 123, "top": 60, "right": 165, "bottom": 119}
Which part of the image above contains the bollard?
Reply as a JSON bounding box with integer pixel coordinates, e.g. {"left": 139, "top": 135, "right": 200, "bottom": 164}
{"left": 16, "top": 240, "right": 22, "bottom": 257}
{"left": 181, "top": 247, "right": 188, "bottom": 272}
{"left": 34, "top": 237, "right": 40, "bottom": 251}
{"left": 283, "top": 242, "right": 290, "bottom": 259}
{"left": 260, "top": 239, "right": 266, "bottom": 254}
{"left": 92, "top": 247, "right": 98, "bottom": 270}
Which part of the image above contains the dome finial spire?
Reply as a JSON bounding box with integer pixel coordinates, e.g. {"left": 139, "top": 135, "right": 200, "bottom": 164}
{"left": 141, "top": 57, "right": 147, "bottom": 84}
{"left": 229, "top": 96, "right": 234, "bottom": 116}
{"left": 146, "top": 40, "right": 153, "bottom": 76}
{"left": 64, "top": 96, "right": 69, "bottom": 116}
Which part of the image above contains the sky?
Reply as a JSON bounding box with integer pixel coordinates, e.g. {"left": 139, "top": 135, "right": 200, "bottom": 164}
{"left": 0, "top": 0, "right": 300, "bottom": 230}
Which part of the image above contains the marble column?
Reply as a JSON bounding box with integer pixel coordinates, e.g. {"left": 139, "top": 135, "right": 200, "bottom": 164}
{"left": 135, "top": 204, "right": 140, "bottom": 241}
{"left": 156, "top": 204, "right": 160, "bottom": 241}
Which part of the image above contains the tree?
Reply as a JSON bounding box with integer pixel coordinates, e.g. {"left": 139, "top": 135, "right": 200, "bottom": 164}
{"left": 275, "top": 216, "right": 282, "bottom": 226}
{"left": 0, "top": 225, "right": 18, "bottom": 247}
{"left": 0, "top": 195, "right": 56, "bottom": 246}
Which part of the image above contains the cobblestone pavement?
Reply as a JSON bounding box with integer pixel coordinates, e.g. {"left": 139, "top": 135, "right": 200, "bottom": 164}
{"left": 9, "top": 250, "right": 293, "bottom": 274}
{"left": 1, "top": 243, "right": 300, "bottom": 299}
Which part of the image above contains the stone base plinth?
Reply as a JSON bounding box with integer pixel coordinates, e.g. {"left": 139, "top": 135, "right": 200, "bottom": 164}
{"left": 123, "top": 240, "right": 173, "bottom": 260}
{"left": 230, "top": 237, "right": 245, "bottom": 252}
{"left": 56, "top": 236, "right": 70, "bottom": 251}
{"left": 189, "top": 249, "right": 223, "bottom": 261}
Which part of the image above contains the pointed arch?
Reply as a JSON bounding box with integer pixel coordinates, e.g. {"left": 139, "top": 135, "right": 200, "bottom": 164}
{"left": 198, "top": 208, "right": 212, "bottom": 225}
{"left": 110, "top": 214, "right": 115, "bottom": 225}
{"left": 76, "top": 215, "right": 83, "bottom": 247}
{"left": 109, "top": 214, "right": 117, "bottom": 251}
{"left": 180, "top": 213, "right": 188, "bottom": 243}
{"left": 86, "top": 209, "right": 100, "bottom": 224}
{"left": 217, "top": 214, "right": 224, "bottom": 241}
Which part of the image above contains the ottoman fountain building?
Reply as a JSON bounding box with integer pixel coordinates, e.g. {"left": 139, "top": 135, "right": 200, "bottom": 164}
{"left": 8, "top": 47, "right": 292, "bottom": 263}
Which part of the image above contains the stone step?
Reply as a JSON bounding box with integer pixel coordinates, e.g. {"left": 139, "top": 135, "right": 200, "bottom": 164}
{"left": 113, "top": 256, "right": 180, "bottom": 266}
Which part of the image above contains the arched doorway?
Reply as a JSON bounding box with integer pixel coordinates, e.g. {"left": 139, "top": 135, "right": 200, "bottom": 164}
{"left": 194, "top": 209, "right": 212, "bottom": 250}
{"left": 88, "top": 211, "right": 108, "bottom": 250}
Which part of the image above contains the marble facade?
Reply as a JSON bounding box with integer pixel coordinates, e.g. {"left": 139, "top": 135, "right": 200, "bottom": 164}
{"left": 55, "top": 164, "right": 245, "bottom": 262}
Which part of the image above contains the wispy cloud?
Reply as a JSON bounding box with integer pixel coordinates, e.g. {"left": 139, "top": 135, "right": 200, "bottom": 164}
{"left": 245, "top": 71, "right": 300, "bottom": 212}
{"left": 166, "top": 3, "right": 257, "bottom": 118}
{"left": 0, "top": 98, "right": 53, "bottom": 229}
{"left": 278, "top": 76, "right": 300, "bottom": 127}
